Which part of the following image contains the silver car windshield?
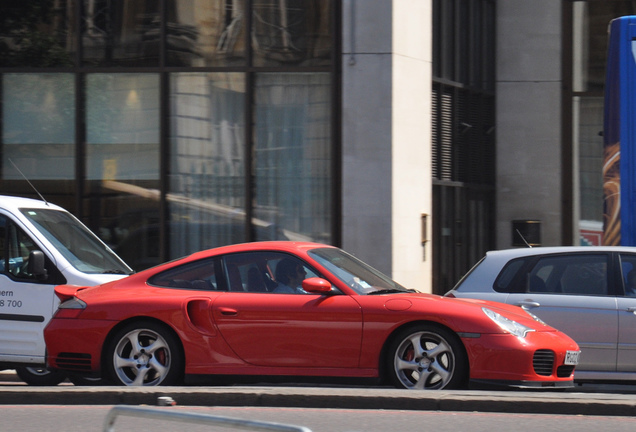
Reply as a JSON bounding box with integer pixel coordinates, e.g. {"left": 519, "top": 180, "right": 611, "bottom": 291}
{"left": 21, "top": 208, "right": 132, "bottom": 275}
{"left": 308, "top": 248, "right": 409, "bottom": 295}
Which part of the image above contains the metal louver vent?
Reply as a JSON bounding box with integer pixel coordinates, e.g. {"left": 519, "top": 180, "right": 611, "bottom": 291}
{"left": 533, "top": 349, "right": 555, "bottom": 376}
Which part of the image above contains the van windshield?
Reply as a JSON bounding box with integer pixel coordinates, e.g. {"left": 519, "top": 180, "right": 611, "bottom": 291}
{"left": 21, "top": 208, "right": 132, "bottom": 275}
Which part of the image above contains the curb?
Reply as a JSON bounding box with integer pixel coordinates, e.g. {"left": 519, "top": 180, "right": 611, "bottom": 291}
{"left": 0, "top": 386, "right": 635, "bottom": 417}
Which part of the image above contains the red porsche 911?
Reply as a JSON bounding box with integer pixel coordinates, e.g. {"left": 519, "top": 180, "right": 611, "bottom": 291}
{"left": 43, "top": 242, "right": 580, "bottom": 389}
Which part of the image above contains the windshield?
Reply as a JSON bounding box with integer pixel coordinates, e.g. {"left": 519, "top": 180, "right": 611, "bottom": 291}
{"left": 308, "top": 248, "right": 409, "bottom": 295}
{"left": 21, "top": 208, "right": 132, "bottom": 275}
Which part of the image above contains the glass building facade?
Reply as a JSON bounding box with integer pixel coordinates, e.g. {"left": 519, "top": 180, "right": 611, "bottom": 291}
{"left": 0, "top": 0, "right": 336, "bottom": 271}
{"left": 568, "top": 1, "right": 636, "bottom": 246}
{"left": 3, "top": 1, "right": 625, "bottom": 292}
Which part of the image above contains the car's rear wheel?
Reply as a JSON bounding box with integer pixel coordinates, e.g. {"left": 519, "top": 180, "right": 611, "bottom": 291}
{"left": 387, "top": 324, "right": 468, "bottom": 390}
{"left": 15, "top": 366, "right": 66, "bottom": 386}
{"left": 105, "top": 321, "right": 183, "bottom": 386}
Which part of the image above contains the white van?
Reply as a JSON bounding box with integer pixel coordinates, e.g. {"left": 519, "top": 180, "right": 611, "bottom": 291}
{"left": 0, "top": 195, "right": 132, "bottom": 385}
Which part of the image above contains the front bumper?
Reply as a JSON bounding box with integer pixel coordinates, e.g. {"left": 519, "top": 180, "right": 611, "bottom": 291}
{"left": 461, "top": 331, "right": 579, "bottom": 385}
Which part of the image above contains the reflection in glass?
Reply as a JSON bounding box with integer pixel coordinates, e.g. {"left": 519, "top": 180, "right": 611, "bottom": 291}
{"left": 86, "top": 73, "right": 159, "bottom": 181}
{"left": 572, "top": 1, "right": 636, "bottom": 93}
{"left": 254, "top": 73, "right": 331, "bottom": 243}
{"left": 576, "top": 96, "right": 604, "bottom": 223}
{"left": 252, "top": 0, "right": 332, "bottom": 67}
{"left": 169, "top": 73, "right": 247, "bottom": 258}
{"left": 0, "top": 1, "right": 76, "bottom": 67}
{"left": 82, "top": 0, "right": 160, "bottom": 66}
{"left": 86, "top": 192, "right": 160, "bottom": 271}
{"left": 167, "top": 0, "right": 246, "bottom": 66}
{"left": 2, "top": 74, "right": 75, "bottom": 180}
{"left": 85, "top": 73, "right": 160, "bottom": 271}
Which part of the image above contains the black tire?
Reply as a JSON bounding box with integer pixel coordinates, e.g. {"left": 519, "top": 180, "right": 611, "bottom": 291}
{"left": 105, "top": 321, "right": 183, "bottom": 386}
{"left": 68, "top": 375, "right": 110, "bottom": 386}
{"left": 15, "top": 366, "right": 67, "bottom": 386}
{"left": 386, "top": 324, "right": 468, "bottom": 390}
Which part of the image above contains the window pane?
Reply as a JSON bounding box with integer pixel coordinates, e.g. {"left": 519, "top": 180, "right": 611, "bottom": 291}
{"left": 149, "top": 257, "right": 219, "bottom": 290}
{"left": 0, "top": 1, "right": 77, "bottom": 67}
{"left": 575, "top": 96, "right": 604, "bottom": 225}
{"left": 252, "top": 0, "right": 332, "bottom": 67}
{"left": 529, "top": 254, "right": 609, "bottom": 296}
{"left": 2, "top": 73, "right": 75, "bottom": 180}
{"left": 572, "top": 1, "right": 636, "bottom": 92}
{"left": 85, "top": 73, "right": 160, "bottom": 271}
{"left": 254, "top": 73, "right": 331, "bottom": 243}
{"left": 167, "top": 0, "right": 247, "bottom": 66}
{"left": 620, "top": 254, "right": 636, "bottom": 296}
{"left": 222, "top": 251, "right": 318, "bottom": 293}
{"left": 82, "top": 0, "right": 160, "bottom": 66}
{"left": 86, "top": 73, "right": 159, "bottom": 181}
{"left": 169, "top": 72, "right": 246, "bottom": 259}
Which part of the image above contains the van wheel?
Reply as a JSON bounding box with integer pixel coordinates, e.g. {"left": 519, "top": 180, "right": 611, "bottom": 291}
{"left": 15, "top": 366, "right": 66, "bottom": 386}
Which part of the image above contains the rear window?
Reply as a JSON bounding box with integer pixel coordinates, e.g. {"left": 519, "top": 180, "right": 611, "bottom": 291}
{"left": 493, "top": 258, "right": 527, "bottom": 293}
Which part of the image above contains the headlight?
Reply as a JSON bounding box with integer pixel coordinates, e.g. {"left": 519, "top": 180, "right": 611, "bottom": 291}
{"left": 523, "top": 309, "right": 547, "bottom": 325}
{"left": 482, "top": 307, "right": 535, "bottom": 338}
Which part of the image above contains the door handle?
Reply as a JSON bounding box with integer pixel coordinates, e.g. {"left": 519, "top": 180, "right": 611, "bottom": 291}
{"left": 627, "top": 307, "right": 636, "bottom": 315}
{"left": 219, "top": 307, "right": 238, "bottom": 316}
{"left": 515, "top": 301, "right": 540, "bottom": 309}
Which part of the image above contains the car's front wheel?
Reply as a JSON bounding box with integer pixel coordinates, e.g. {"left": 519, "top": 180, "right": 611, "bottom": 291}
{"left": 15, "top": 366, "right": 67, "bottom": 386}
{"left": 387, "top": 324, "right": 468, "bottom": 390}
{"left": 105, "top": 321, "right": 183, "bottom": 386}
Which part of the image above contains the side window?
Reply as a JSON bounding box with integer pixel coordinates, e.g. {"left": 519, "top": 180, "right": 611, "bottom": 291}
{"left": 0, "top": 215, "right": 6, "bottom": 273}
{"left": 148, "top": 258, "right": 218, "bottom": 290}
{"left": 493, "top": 258, "right": 526, "bottom": 292}
{"left": 222, "top": 252, "right": 319, "bottom": 293}
{"left": 527, "top": 254, "right": 609, "bottom": 296}
{"left": 619, "top": 254, "right": 636, "bottom": 296}
{"left": 4, "top": 217, "right": 40, "bottom": 280}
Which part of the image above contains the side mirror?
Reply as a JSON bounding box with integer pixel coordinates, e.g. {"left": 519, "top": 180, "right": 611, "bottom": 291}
{"left": 27, "top": 250, "right": 48, "bottom": 280}
{"left": 302, "top": 277, "right": 333, "bottom": 294}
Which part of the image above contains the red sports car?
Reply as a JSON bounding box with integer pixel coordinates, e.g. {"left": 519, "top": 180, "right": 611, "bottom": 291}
{"left": 44, "top": 242, "right": 580, "bottom": 389}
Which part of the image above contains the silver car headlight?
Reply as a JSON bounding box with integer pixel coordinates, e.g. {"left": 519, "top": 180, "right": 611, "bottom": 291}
{"left": 482, "top": 307, "right": 535, "bottom": 338}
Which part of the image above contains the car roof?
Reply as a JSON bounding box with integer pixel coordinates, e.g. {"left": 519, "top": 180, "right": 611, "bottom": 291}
{"left": 451, "top": 246, "right": 636, "bottom": 293}
{"left": 485, "top": 246, "right": 636, "bottom": 259}
{"left": 187, "top": 241, "right": 336, "bottom": 260}
{"left": 0, "top": 195, "right": 65, "bottom": 212}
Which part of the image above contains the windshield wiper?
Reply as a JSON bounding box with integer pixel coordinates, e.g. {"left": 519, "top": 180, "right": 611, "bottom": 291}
{"left": 367, "top": 288, "right": 412, "bottom": 295}
{"left": 103, "top": 269, "right": 129, "bottom": 275}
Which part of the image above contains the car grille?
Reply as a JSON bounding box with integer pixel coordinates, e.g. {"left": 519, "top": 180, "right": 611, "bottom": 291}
{"left": 55, "top": 352, "right": 92, "bottom": 371}
{"left": 533, "top": 349, "right": 555, "bottom": 376}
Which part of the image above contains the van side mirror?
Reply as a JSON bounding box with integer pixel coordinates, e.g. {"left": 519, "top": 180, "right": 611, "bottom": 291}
{"left": 28, "top": 250, "right": 48, "bottom": 280}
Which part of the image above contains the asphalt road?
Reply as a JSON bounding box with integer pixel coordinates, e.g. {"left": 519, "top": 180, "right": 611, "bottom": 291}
{"left": 2, "top": 370, "right": 636, "bottom": 417}
{"left": 5, "top": 405, "right": 636, "bottom": 432}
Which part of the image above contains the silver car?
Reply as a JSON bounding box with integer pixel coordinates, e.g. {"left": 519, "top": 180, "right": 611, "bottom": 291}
{"left": 445, "top": 246, "right": 636, "bottom": 382}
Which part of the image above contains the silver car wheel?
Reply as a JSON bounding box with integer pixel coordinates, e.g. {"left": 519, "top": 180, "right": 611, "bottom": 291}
{"left": 392, "top": 329, "right": 458, "bottom": 390}
{"left": 112, "top": 327, "right": 172, "bottom": 386}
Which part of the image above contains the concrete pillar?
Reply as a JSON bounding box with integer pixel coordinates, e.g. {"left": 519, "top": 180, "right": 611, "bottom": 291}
{"left": 342, "top": 0, "right": 432, "bottom": 292}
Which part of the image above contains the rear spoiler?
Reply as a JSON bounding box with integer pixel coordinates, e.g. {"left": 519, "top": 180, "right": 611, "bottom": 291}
{"left": 54, "top": 284, "right": 89, "bottom": 303}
